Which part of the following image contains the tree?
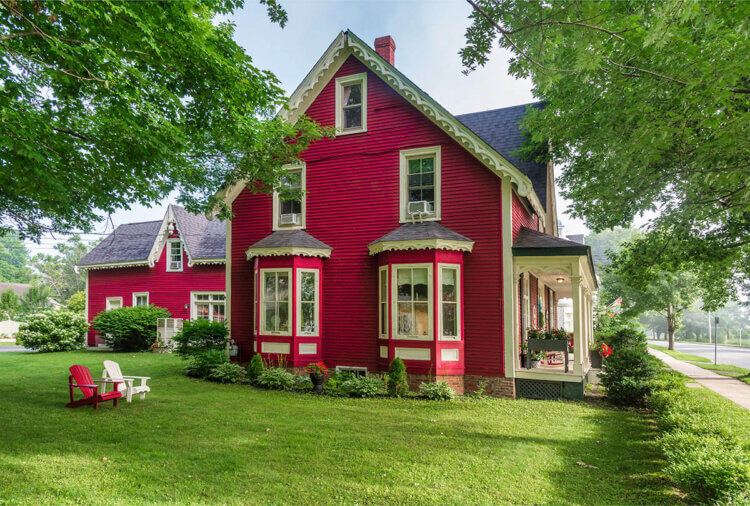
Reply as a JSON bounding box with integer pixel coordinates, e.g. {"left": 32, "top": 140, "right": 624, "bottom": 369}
{"left": 1, "top": 0, "right": 327, "bottom": 240}
{"left": 66, "top": 290, "right": 85, "bottom": 312}
{"left": 0, "top": 232, "right": 32, "bottom": 283}
{"left": 462, "top": 1, "right": 749, "bottom": 307}
{"left": 0, "top": 287, "right": 19, "bottom": 319}
{"left": 31, "top": 236, "right": 93, "bottom": 301}
{"left": 20, "top": 284, "right": 52, "bottom": 312}
{"left": 584, "top": 227, "right": 639, "bottom": 270}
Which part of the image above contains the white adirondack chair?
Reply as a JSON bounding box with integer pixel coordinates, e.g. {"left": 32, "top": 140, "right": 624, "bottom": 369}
{"left": 101, "top": 360, "right": 151, "bottom": 402}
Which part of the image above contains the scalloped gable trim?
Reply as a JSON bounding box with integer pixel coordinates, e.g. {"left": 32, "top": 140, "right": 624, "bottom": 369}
{"left": 245, "top": 246, "right": 332, "bottom": 259}
{"left": 216, "top": 31, "right": 546, "bottom": 220}
{"left": 368, "top": 238, "right": 474, "bottom": 256}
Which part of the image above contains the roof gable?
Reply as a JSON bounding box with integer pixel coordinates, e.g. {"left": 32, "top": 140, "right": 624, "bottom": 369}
{"left": 77, "top": 221, "right": 161, "bottom": 267}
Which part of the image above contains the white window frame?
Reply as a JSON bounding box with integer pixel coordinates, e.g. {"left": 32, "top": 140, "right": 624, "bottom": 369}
{"left": 335, "top": 366, "right": 368, "bottom": 377}
{"left": 391, "top": 263, "right": 433, "bottom": 341}
{"left": 259, "top": 268, "right": 293, "bottom": 336}
{"left": 296, "top": 268, "right": 320, "bottom": 337}
{"left": 253, "top": 268, "right": 258, "bottom": 334}
{"left": 105, "top": 297, "right": 123, "bottom": 311}
{"left": 334, "top": 72, "right": 367, "bottom": 135}
{"left": 378, "top": 266, "right": 388, "bottom": 339}
{"left": 437, "top": 263, "right": 461, "bottom": 341}
{"left": 272, "top": 163, "right": 306, "bottom": 231}
{"left": 166, "top": 239, "right": 183, "bottom": 272}
{"left": 399, "top": 146, "right": 441, "bottom": 223}
{"left": 132, "top": 292, "right": 149, "bottom": 307}
{"left": 190, "top": 292, "right": 226, "bottom": 322}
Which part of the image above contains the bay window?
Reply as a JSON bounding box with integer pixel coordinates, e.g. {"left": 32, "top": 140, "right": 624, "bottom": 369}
{"left": 393, "top": 265, "right": 432, "bottom": 339}
{"left": 261, "top": 270, "right": 291, "bottom": 334}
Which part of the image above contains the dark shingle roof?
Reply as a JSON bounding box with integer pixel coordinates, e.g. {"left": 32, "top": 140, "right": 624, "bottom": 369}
{"left": 77, "top": 221, "right": 162, "bottom": 266}
{"left": 248, "top": 230, "right": 332, "bottom": 251}
{"left": 171, "top": 205, "right": 225, "bottom": 260}
{"left": 370, "top": 222, "right": 473, "bottom": 245}
{"left": 513, "top": 227, "right": 589, "bottom": 254}
{"left": 456, "top": 102, "right": 547, "bottom": 210}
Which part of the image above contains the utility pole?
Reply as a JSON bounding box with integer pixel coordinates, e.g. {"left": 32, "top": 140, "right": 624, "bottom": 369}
{"left": 714, "top": 316, "right": 719, "bottom": 364}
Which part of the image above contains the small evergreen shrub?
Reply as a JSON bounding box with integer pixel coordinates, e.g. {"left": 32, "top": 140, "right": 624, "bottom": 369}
{"left": 387, "top": 358, "right": 409, "bottom": 397}
{"left": 173, "top": 319, "right": 229, "bottom": 357}
{"left": 185, "top": 349, "right": 228, "bottom": 379}
{"left": 256, "top": 368, "right": 295, "bottom": 391}
{"left": 208, "top": 362, "right": 247, "bottom": 384}
{"left": 16, "top": 310, "right": 87, "bottom": 352}
{"left": 599, "top": 327, "right": 659, "bottom": 405}
{"left": 419, "top": 381, "right": 455, "bottom": 400}
{"left": 341, "top": 375, "right": 383, "bottom": 398}
{"left": 92, "top": 305, "right": 171, "bottom": 351}
{"left": 246, "top": 353, "right": 264, "bottom": 383}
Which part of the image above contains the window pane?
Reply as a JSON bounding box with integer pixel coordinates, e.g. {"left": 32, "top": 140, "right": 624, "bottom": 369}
{"left": 422, "top": 157, "right": 434, "bottom": 172}
{"left": 213, "top": 303, "right": 225, "bottom": 322}
{"left": 409, "top": 189, "right": 422, "bottom": 203}
{"left": 380, "top": 301, "right": 387, "bottom": 334}
{"left": 422, "top": 172, "right": 434, "bottom": 186}
{"left": 413, "top": 268, "right": 428, "bottom": 301}
{"left": 421, "top": 188, "right": 434, "bottom": 204}
{"left": 344, "top": 106, "right": 362, "bottom": 129}
{"left": 264, "top": 302, "right": 276, "bottom": 331}
{"left": 442, "top": 269, "right": 456, "bottom": 302}
{"left": 197, "top": 303, "right": 209, "bottom": 320}
{"left": 442, "top": 303, "right": 456, "bottom": 337}
{"left": 280, "top": 199, "right": 301, "bottom": 215}
{"left": 397, "top": 302, "right": 412, "bottom": 334}
{"left": 213, "top": 294, "right": 225, "bottom": 301}
{"left": 277, "top": 273, "right": 289, "bottom": 301}
{"left": 278, "top": 301, "right": 289, "bottom": 331}
{"left": 408, "top": 159, "right": 421, "bottom": 174}
{"left": 264, "top": 273, "right": 276, "bottom": 300}
{"left": 397, "top": 269, "right": 412, "bottom": 301}
{"left": 301, "top": 272, "right": 315, "bottom": 302}
{"left": 379, "top": 270, "right": 387, "bottom": 303}
{"left": 414, "top": 303, "right": 429, "bottom": 335}
{"left": 344, "top": 83, "right": 361, "bottom": 105}
{"left": 301, "top": 302, "right": 315, "bottom": 333}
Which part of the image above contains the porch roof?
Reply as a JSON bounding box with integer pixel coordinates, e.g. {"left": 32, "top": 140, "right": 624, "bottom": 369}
{"left": 513, "top": 227, "right": 597, "bottom": 287}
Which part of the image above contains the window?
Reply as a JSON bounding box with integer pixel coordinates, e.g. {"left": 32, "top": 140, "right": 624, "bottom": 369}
{"left": 393, "top": 265, "right": 432, "bottom": 339}
{"left": 336, "top": 366, "right": 368, "bottom": 378}
{"left": 399, "top": 146, "right": 441, "bottom": 222}
{"left": 261, "top": 270, "right": 291, "bottom": 334}
{"left": 335, "top": 73, "right": 367, "bottom": 134}
{"left": 378, "top": 267, "right": 388, "bottom": 338}
{"left": 133, "top": 293, "right": 149, "bottom": 307}
{"left": 253, "top": 269, "right": 258, "bottom": 334}
{"left": 192, "top": 293, "right": 225, "bottom": 322}
{"left": 272, "top": 164, "right": 306, "bottom": 230}
{"left": 106, "top": 297, "right": 122, "bottom": 311}
{"left": 439, "top": 266, "right": 461, "bottom": 340}
{"left": 167, "top": 239, "right": 183, "bottom": 271}
{"left": 297, "top": 269, "right": 319, "bottom": 336}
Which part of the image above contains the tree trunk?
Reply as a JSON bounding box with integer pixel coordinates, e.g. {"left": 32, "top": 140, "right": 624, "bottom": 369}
{"left": 667, "top": 304, "right": 676, "bottom": 351}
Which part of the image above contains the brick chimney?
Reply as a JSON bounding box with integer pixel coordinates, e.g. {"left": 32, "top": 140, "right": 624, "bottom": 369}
{"left": 374, "top": 36, "right": 396, "bottom": 66}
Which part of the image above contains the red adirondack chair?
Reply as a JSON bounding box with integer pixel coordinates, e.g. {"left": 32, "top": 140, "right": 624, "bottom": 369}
{"left": 66, "top": 365, "right": 122, "bottom": 409}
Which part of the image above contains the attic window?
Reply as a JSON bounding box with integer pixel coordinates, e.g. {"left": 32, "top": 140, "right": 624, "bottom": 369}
{"left": 167, "top": 239, "right": 183, "bottom": 272}
{"left": 335, "top": 73, "right": 367, "bottom": 134}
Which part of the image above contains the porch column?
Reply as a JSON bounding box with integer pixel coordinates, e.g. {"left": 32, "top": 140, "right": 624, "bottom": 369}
{"left": 571, "top": 276, "right": 583, "bottom": 375}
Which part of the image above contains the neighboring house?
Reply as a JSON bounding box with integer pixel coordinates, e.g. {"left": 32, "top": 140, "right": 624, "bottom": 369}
{"left": 77, "top": 205, "right": 226, "bottom": 346}
{"left": 220, "top": 31, "right": 597, "bottom": 398}
{"left": 0, "top": 282, "right": 31, "bottom": 299}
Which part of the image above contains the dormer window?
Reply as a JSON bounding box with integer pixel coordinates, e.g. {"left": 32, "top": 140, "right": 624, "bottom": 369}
{"left": 335, "top": 73, "right": 367, "bottom": 135}
{"left": 400, "top": 146, "right": 441, "bottom": 222}
{"left": 167, "top": 239, "right": 183, "bottom": 272}
{"left": 273, "top": 163, "right": 306, "bottom": 230}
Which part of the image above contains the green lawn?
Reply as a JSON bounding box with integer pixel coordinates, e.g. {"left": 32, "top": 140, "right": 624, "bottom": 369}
{"left": 649, "top": 344, "right": 750, "bottom": 385}
{"left": 0, "top": 340, "right": 17, "bottom": 345}
{"left": 0, "top": 351, "right": 680, "bottom": 504}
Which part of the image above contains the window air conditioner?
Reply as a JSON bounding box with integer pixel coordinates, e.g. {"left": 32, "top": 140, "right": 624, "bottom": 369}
{"left": 280, "top": 213, "right": 301, "bottom": 225}
{"left": 408, "top": 200, "right": 434, "bottom": 216}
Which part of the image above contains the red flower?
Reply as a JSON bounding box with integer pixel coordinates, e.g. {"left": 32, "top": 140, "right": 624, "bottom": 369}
{"left": 599, "top": 343, "right": 613, "bottom": 358}
{"left": 306, "top": 361, "right": 329, "bottom": 376}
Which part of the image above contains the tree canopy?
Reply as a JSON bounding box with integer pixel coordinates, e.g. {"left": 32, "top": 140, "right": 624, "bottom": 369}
{"left": 0, "top": 232, "right": 31, "bottom": 282}
{"left": 462, "top": 0, "right": 749, "bottom": 306}
{"left": 32, "top": 235, "right": 93, "bottom": 301}
{"left": 1, "top": 0, "right": 327, "bottom": 240}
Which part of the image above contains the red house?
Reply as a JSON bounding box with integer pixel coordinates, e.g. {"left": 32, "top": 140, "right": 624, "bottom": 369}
{"left": 77, "top": 205, "right": 226, "bottom": 346}
{"left": 226, "top": 31, "right": 597, "bottom": 398}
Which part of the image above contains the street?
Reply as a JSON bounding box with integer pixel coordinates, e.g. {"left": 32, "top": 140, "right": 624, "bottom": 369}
{"left": 649, "top": 340, "right": 750, "bottom": 369}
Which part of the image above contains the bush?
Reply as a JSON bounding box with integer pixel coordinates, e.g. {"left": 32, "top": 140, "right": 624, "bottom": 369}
{"left": 292, "top": 375, "right": 313, "bottom": 393}
{"left": 208, "top": 362, "right": 247, "bottom": 384}
{"left": 340, "top": 375, "right": 383, "bottom": 398}
{"left": 66, "top": 291, "right": 85, "bottom": 312}
{"left": 256, "top": 368, "right": 295, "bottom": 391}
{"left": 419, "top": 381, "right": 455, "bottom": 400}
{"left": 387, "top": 358, "right": 409, "bottom": 397}
{"left": 246, "top": 353, "right": 264, "bottom": 383}
{"left": 92, "top": 305, "right": 171, "bottom": 351}
{"left": 16, "top": 310, "right": 87, "bottom": 352}
{"left": 599, "top": 327, "right": 659, "bottom": 405}
{"left": 173, "top": 319, "right": 229, "bottom": 357}
{"left": 184, "top": 349, "right": 228, "bottom": 379}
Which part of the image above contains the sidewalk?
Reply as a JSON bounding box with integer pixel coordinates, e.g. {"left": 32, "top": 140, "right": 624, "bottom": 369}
{"left": 649, "top": 348, "right": 750, "bottom": 410}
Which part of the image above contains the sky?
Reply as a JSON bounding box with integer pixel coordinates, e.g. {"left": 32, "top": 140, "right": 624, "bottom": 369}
{"left": 24, "top": 0, "right": 588, "bottom": 256}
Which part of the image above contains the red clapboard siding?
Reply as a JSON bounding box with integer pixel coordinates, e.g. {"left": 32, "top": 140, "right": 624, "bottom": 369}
{"left": 231, "top": 56, "right": 505, "bottom": 376}
{"left": 86, "top": 238, "right": 225, "bottom": 345}
{"left": 512, "top": 192, "right": 537, "bottom": 240}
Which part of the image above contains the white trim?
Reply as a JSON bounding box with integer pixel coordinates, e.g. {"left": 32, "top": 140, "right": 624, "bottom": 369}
{"left": 502, "top": 177, "right": 516, "bottom": 379}
{"left": 105, "top": 297, "right": 123, "bottom": 311}
{"left": 166, "top": 238, "right": 183, "bottom": 272}
{"left": 272, "top": 163, "right": 307, "bottom": 231}
{"left": 437, "top": 263, "right": 461, "bottom": 341}
{"left": 261, "top": 342, "right": 290, "bottom": 355}
{"left": 394, "top": 347, "right": 430, "bottom": 361}
{"left": 132, "top": 292, "right": 149, "bottom": 307}
{"left": 378, "top": 266, "right": 388, "bottom": 339}
{"left": 246, "top": 246, "right": 331, "bottom": 259}
{"left": 380, "top": 346, "right": 388, "bottom": 358}
{"left": 259, "top": 268, "right": 293, "bottom": 336}
{"left": 226, "top": 219, "right": 232, "bottom": 337}
{"left": 391, "top": 263, "right": 433, "bottom": 341}
{"left": 441, "top": 348, "right": 460, "bottom": 362}
{"left": 190, "top": 258, "right": 226, "bottom": 265}
{"left": 190, "top": 291, "right": 226, "bottom": 322}
{"left": 84, "top": 270, "right": 89, "bottom": 320}
{"left": 335, "top": 72, "right": 367, "bottom": 135}
{"left": 335, "top": 366, "right": 368, "bottom": 377}
{"left": 78, "top": 260, "right": 150, "bottom": 271}
{"left": 299, "top": 343, "right": 317, "bottom": 355}
{"left": 296, "top": 268, "right": 320, "bottom": 337}
{"left": 368, "top": 238, "right": 473, "bottom": 256}
{"left": 399, "top": 146, "right": 441, "bottom": 222}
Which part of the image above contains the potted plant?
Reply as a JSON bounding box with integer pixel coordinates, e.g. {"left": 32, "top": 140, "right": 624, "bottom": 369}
{"left": 149, "top": 340, "right": 171, "bottom": 354}
{"left": 589, "top": 342, "right": 612, "bottom": 369}
{"left": 530, "top": 350, "right": 545, "bottom": 368}
{"left": 526, "top": 327, "right": 572, "bottom": 372}
{"left": 305, "top": 361, "right": 329, "bottom": 394}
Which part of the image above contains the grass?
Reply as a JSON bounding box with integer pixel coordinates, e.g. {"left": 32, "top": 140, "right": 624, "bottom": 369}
{"left": 0, "top": 351, "right": 681, "bottom": 504}
{"left": 649, "top": 344, "right": 750, "bottom": 386}
{"left": 0, "top": 341, "right": 17, "bottom": 346}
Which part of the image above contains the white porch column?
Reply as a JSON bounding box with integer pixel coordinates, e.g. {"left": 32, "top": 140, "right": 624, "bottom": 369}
{"left": 571, "top": 276, "right": 583, "bottom": 375}
{"left": 501, "top": 177, "right": 516, "bottom": 379}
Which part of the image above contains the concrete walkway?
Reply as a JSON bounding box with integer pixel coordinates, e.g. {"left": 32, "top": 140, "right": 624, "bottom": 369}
{"left": 649, "top": 348, "right": 750, "bottom": 410}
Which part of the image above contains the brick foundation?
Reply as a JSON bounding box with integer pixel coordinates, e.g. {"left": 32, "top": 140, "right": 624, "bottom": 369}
{"left": 406, "top": 374, "right": 516, "bottom": 398}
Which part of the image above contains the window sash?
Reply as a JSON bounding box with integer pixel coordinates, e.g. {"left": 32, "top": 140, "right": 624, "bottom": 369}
{"left": 439, "top": 266, "right": 460, "bottom": 340}
{"left": 378, "top": 268, "right": 388, "bottom": 338}
{"left": 392, "top": 265, "right": 432, "bottom": 340}
{"left": 133, "top": 293, "right": 149, "bottom": 307}
{"left": 297, "top": 269, "right": 319, "bottom": 336}
{"left": 273, "top": 164, "right": 306, "bottom": 230}
{"left": 192, "top": 292, "right": 226, "bottom": 322}
{"left": 168, "top": 240, "right": 183, "bottom": 270}
{"left": 261, "top": 271, "right": 291, "bottom": 334}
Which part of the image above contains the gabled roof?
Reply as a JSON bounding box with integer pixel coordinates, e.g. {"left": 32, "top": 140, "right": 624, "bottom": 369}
{"left": 77, "top": 205, "right": 225, "bottom": 269}
{"left": 246, "top": 230, "right": 332, "bottom": 259}
{"left": 368, "top": 222, "right": 474, "bottom": 255}
{"left": 457, "top": 103, "right": 548, "bottom": 210}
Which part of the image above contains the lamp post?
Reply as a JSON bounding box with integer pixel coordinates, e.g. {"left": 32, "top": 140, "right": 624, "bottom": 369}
{"left": 714, "top": 316, "right": 719, "bottom": 364}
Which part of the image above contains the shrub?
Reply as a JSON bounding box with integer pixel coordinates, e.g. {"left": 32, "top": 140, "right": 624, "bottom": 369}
{"left": 341, "top": 375, "right": 383, "bottom": 398}
{"left": 292, "top": 375, "right": 313, "bottom": 393}
{"left": 173, "top": 319, "right": 229, "bottom": 357}
{"left": 419, "top": 381, "right": 455, "bottom": 400}
{"left": 323, "top": 370, "right": 353, "bottom": 396}
{"left": 387, "top": 358, "right": 409, "bottom": 397}
{"left": 208, "top": 363, "right": 247, "bottom": 384}
{"left": 16, "top": 310, "right": 87, "bottom": 352}
{"left": 92, "top": 305, "right": 171, "bottom": 351}
{"left": 599, "top": 327, "right": 659, "bottom": 405}
{"left": 246, "top": 353, "right": 264, "bottom": 383}
{"left": 256, "top": 368, "right": 295, "bottom": 391}
{"left": 66, "top": 291, "right": 85, "bottom": 312}
{"left": 185, "top": 349, "right": 228, "bottom": 379}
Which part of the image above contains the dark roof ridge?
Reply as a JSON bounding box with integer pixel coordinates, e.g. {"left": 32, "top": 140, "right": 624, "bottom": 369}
{"left": 455, "top": 101, "right": 545, "bottom": 118}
